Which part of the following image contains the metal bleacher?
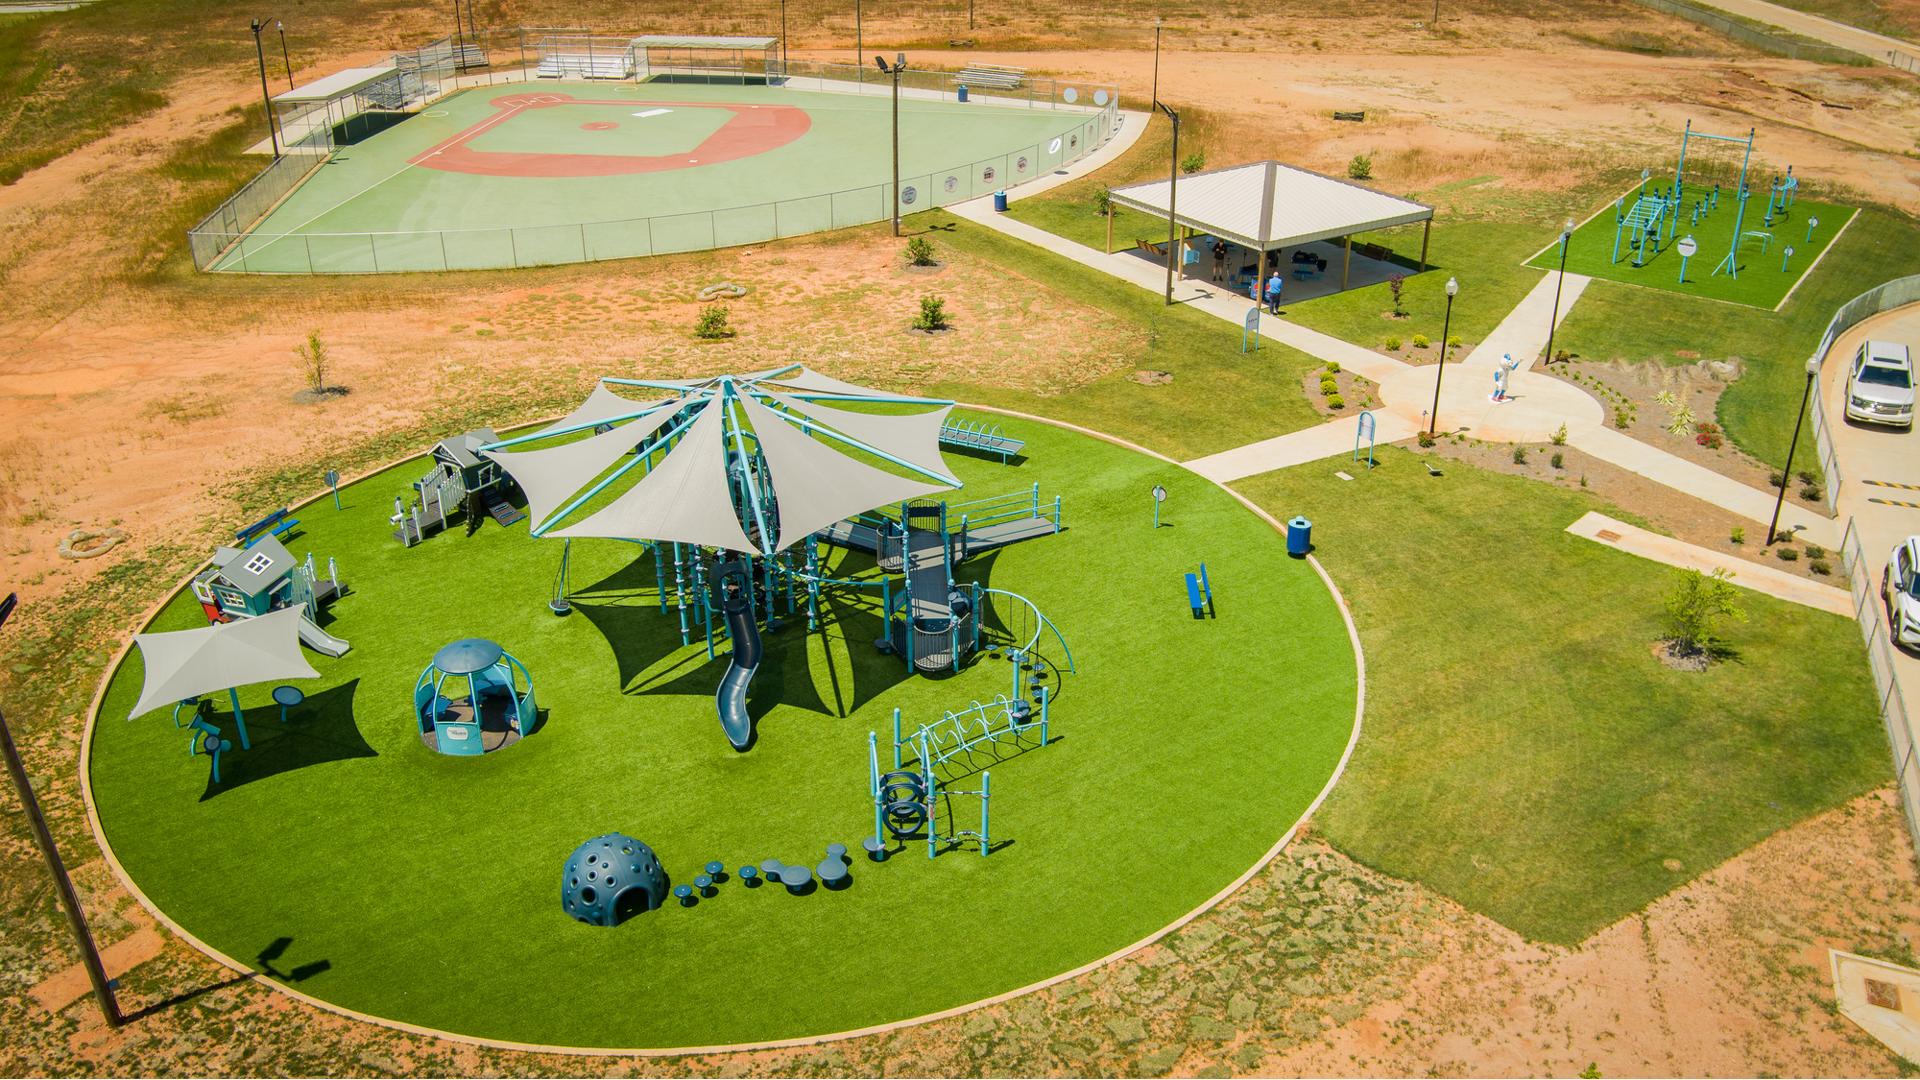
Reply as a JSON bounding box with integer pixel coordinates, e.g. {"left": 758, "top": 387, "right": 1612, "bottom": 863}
{"left": 956, "top": 64, "right": 1025, "bottom": 90}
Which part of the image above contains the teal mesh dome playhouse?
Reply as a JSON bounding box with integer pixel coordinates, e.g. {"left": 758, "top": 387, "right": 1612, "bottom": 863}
{"left": 561, "top": 833, "right": 669, "bottom": 926}
{"left": 414, "top": 638, "right": 536, "bottom": 756}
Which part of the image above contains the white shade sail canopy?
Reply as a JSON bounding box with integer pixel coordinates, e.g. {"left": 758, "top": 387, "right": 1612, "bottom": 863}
{"left": 128, "top": 607, "right": 321, "bottom": 720}
{"left": 481, "top": 367, "right": 958, "bottom": 555}
{"left": 1110, "top": 160, "right": 1433, "bottom": 252}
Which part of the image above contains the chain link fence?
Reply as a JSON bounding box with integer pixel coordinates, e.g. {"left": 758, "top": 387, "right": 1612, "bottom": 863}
{"left": 1843, "top": 519, "right": 1920, "bottom": 851}
{"left": 1626, "top": 0, "right": 1874, "bottom": 64}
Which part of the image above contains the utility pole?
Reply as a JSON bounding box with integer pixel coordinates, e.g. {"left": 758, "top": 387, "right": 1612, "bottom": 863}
{"left": 878, "top": 54, "right": 908, "bottom": 235}
{"left": 1157, "top": 100, "right": 1180, "bottom": 305}
{"left": 251, "top": 19, "right": 280, "bottom": 158}
{"left": 0, "top": 593, "right": 122, "bottom": 1029}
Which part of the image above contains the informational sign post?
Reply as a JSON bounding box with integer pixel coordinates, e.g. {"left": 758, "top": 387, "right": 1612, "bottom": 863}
{"left": 1675, "top": 234, "right": 1698, "bottom": 283}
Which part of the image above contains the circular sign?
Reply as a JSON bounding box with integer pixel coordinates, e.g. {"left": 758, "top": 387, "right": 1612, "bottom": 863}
{"left": 1151, "top": 485, "right": 1167, "bottom": 503}
{"left": 1785, "top": 246, "right": 1795, "bottom": 258}
{"left": 1810, "top": 216, "right": 1820, "bottom": 228}
{"left": 901, "top": 185, "right": 917, "bottom": 206}
{"left": 1016, "top": 156, "right": 1029, "bottom": 173}
{"left": 944, "top": 175, "right": 958, "bottom": 193}
{"left": 324, "top": 469, "right": 340, "bottom": 487}
{"left": 1094, "top": 89, "right": 1109, "bottom": 106}
{"left": 982, "top": 165, "right": 996, "bottom": 182}
{"left": 1675, "top": 235, "right": 1698, "bottom": 258}
{"left": 1063, "top": 87, "right": 1078, "bottom": 103}
{"left": 1048, "top": 136, "right": 1063, "bottom": 154}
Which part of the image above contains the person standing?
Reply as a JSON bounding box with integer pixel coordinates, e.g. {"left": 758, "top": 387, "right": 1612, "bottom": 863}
{"left": 1211, "top": 238, "right": 1228, "bottom": 283}
{"left": 1264, "top": 270, "right": 1285, "bottom": 315}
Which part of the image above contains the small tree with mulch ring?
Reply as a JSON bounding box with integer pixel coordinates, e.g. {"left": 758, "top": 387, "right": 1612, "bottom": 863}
{"left": 913, "top": 295, "right": 951, "bottom": 332}
{"left": 1663, "top": 567, "right": 1745, "bottom": 663}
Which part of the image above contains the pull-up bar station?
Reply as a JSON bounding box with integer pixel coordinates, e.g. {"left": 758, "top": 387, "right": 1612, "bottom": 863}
{"left": 1672, "top": 120, "right": 1757, "bottom": 280}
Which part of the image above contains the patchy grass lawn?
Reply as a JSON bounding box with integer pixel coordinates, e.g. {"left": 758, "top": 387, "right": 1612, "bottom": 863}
{"left": 1234, "top": 447, "right": 1887, "bottom": 944}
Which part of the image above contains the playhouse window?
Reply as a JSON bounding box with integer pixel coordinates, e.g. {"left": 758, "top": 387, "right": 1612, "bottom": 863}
{"left": 243, "top": 551, "right": 274, "bottom": 575}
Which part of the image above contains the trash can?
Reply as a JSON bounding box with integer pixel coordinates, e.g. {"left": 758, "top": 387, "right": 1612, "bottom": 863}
{"left": 957, "top": 84, "right": 969, "bottom": 103}
{"left": 1286, "top": 516, "right": 1312, "bottom": 558}
{"left": 992, "top": 190, "right": 1008, "bottom": 213}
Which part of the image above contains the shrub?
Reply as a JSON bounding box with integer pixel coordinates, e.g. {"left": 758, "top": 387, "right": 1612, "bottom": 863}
{"left": 693, "top": 305, "right": 733, "bottom": 340}
{"left": 1695, "top": 421, "right": 1719, "bottom": 435}
{"left": 913, "top": 294, "right": 951, "bottom": 332}
{"left": 1804, "top": 543, "right": 1826, "bottom": 559}
{"left": 1614, "top": 409, "right": 1630, "bottom": 429}
{"left": 904, "top": 236, "right": 938, "bottom": 266}
{"left": 1553, "top": 348, "right": 1572, "bottom": 363}
{"left": 1411, "top": 334, "right": 1430, "bottom": 349}
{"left": 295, "top": 331, "right": 330, "bottom": 393}
{"left": 1347, "top": 152, "right": 1373, "bottom": 180}
{"left": 1384, "top": 335, "right": 1403, "bottom": 351}
{"left": 1416, "top": 430, "right": 1436, "bottom": 448}
{"left": 1446, "top": 334, "right": 1462, "bottom": 349}
{"left": 1512, "top": 446, "right": 1528, "bottom": 465}
{"left": 1180, "top": 150, "right": 1207, "bottom": 174}
{"left": 1664, "top": 567, "right": 1746, "bottom": 654}
{"left": 1550, "top": 451, "right": 1564, "bottom": 470}
{"left": 1810, "top": 559, "right": 1833, "bottom": 576}
{"left": 1776, "top": 546, "right": 1799, "bottom": 561}
{"left": 1799, "top": 484, "right": 1821, "bottom": 502}
{"left": 1695, "top": 432, "right": 1722, "bottom": 449}
{"left": 1324, "top": 360, "right": 1340, "bottom": 373}
{"left": 1768, "top": 470, "right": 1787, "bottom": 488}
{"left": 1579, "top": 474, "right": 1589, "bottom": 487}
{"left": 1797, "top": 469, "right": 1816, "bottom": 485}
{"left": 1326, "top": 393, "right": 1345, "bottom": 409}
{"left": 1730, "top": 526, "right": 1745, "bottom": 545}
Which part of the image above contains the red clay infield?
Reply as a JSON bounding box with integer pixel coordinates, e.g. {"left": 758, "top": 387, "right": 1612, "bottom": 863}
{"left": 411, "top": 92, "right": 812, "bottom": 178}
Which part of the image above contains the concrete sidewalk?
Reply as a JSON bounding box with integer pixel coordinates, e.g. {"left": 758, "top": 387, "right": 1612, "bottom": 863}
{"left": 1567, "top": 511, "right": 1852, "bottom": 615}
{"left": 1568, "top": 426, "right": 1841, "bottom": 548}
{"left": 1464, "top": 270, "right": 1590, "bottom": 372}
{"left": 1187, "top": 411, "right": 1419, "bottom": 482}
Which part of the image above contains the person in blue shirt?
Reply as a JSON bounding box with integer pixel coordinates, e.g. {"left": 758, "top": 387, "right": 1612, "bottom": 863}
{"left": 1264, "top": 271, "right": 1285, "bottom": 315}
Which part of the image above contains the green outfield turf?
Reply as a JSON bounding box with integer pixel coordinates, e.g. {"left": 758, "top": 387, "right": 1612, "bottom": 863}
{"left": 1527, "top": 190, "right": 1855, "bottom": 311}
{"left": 85, "top": 412, "right": 1358, "bottom": 1050}
{"left": 211, "top": 81, "right": 1105, "bottom": 273}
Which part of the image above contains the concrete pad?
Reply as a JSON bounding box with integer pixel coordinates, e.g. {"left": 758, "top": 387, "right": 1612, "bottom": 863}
{"left": 1567, "top": 511, "right": 1852, "bottom": 615}
{"left": 1833, "top": 949, "right": 1920, "bottom": 1063}
{"left": 1374, "top": 364, "right": 1604, "bottom": 443}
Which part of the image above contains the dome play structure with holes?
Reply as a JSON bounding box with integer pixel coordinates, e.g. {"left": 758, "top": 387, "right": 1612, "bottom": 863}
{"left": 561, "top": 834, "right": 669, "bottom": 926}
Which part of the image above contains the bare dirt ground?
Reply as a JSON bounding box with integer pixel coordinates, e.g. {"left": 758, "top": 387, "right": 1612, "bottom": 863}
{"left": 6, "top": 5, "right": 1920, "bottom": 1074}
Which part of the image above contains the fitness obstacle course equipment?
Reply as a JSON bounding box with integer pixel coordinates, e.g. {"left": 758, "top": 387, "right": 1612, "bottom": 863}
{"left": 413, "top": 638, "right": 537, "bottom": 757}
{"left": 1610, "top": 170, "right": 1679, "bottom": 268}
{"left": 480, "top": 367, "right": 963, "bottom": 751}
{"left": 1185, "top": 563, "right": 1214, "bottom": 619}
{"left": 866, "top": 693, "right": 1051, "bottom": 859}
{"left": 561, "top": 833, "right": 669, "bottom": 926}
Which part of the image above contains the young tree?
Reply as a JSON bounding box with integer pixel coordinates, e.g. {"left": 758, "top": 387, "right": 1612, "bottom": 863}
{"left": 1664, "top": 567, "right": 1746, "bottom": 656}
{"left": 1387, "top": 274, "right": 1406, "bottom": 317}
{"left": 295, "top": 331, "right": 329, "bottom": 393}
{"left": 913, "top": 295, "right": 950, "bottom": 332}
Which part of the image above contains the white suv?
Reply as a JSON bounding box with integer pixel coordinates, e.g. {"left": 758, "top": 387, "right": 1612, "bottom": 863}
{"left": 1846, "top": 340, "right": 1914, "bottom": 428}
{"left": 1888, "top": 537, "right": 1920, "bottom": 650}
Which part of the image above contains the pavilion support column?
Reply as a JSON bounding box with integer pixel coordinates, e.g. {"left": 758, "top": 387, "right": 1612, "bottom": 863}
{"left": 1342, "top": 236, "right": 1352, "bottom": 290}
{"left": 1105, "top": 208, "right": 1113, "bottom": 254}
{"left": 1419, "top": 219, "right": 1431, "bottom": 272}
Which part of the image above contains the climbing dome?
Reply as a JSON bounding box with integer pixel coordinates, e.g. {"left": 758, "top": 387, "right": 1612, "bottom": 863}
{"left": 562, "top": 833, "right": 668, "bottom": 926}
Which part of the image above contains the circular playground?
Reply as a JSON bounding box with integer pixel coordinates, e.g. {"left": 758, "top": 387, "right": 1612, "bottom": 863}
{"left": 81, "top": 379, "right": 1360, "bottom": 1052}
{"left": 207, "top": 80, "right": 1114, "bottom": 274}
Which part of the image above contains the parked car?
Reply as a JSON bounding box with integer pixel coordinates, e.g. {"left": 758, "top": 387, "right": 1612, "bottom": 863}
{"left": 1846, "top": 340, "right": 1914, "bottom": 428}
{"left": 1888, "top": 537, "right": 1920, "bottom": 651}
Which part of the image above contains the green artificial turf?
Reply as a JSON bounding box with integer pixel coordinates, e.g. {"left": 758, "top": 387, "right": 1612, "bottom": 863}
{"left": 1234, "top": 449, "right": 1887, "bottom": 945}
{"left": 87, "top": 413, "right": 1357, "bottom": 1049}
{"left": 1526, "top": 189, "right": 1855, "bottom": 310}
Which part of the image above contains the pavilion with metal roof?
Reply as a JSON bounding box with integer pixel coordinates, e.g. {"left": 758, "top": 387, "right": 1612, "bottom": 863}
{"left": 1110, "top": 160, "right": 1435, "bottom": 293}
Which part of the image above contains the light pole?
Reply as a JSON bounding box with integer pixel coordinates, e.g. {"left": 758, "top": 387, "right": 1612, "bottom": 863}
{"left": 250, "top": 19, "right": 280, "bottom": 158}
{"left": 1151, "top": 17, "right": 1163, "bottom": 108}
{"left": 780, "top": 0, "right": 788, "bottom": 71}
{"left": 856, "top": 0, "right": 864, "bottom": 81}
{"left": 450, "top": 0, "right": 463, "bottom": 48}
{"left": 877, "top": 53, "right": 907, "bottom": 236}
{"left": 1156, "top": 100, "right": 1180, "bottom": 305}
{"left": 1766, "top": 355, "right": 1823, "bottom": 545}
{"left": 1428, "top": 276, "right": 1459, "bottom": 435}
{"left": 1542, "top": 217, "right": 1573, "bottom": 365}
{"left": 277, "top": 20, "right": 293, "bottom": 91}
{"left": 0, "top": 593, "right": 122, "bottom": 1029}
